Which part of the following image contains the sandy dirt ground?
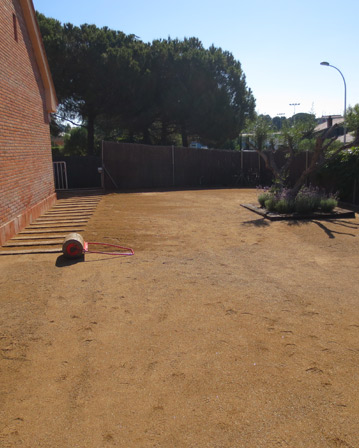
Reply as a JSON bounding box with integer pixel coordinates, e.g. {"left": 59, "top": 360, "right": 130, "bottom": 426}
{"left": 1, "top": 188, "right": 359, "bottom": 448}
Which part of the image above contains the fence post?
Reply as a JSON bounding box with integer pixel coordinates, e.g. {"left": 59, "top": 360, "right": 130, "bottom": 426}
{"left": 258, "top": 152, "right": 261, "bottom": 184}
{"left": 353, "top": 179, "right": 357, "bottom": 204}
{"left": 172, "top": 145, "right": 175, "bottom": 187}
{"left": 305, "top": 150, "right": 309, "bottom": 186}
{"left": 100, "top": 141, "right": 105, "bottom": 189}
{"left": 102, "top": 141, "right": 119, "bottom": 190}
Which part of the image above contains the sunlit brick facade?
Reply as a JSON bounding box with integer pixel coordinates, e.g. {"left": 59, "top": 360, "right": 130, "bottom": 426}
{"left": 0, "top": 0, "right": 57, "bottom": 245}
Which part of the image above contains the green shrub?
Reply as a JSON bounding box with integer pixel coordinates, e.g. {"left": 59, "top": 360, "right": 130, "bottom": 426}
{"left": 311, "top": 196, "right": 321, "bottom": 210}
{"left": 294, "top": 197, "right": 313, "bottom": 214}
{"left": 320, "top": 198, "right": 337, "bottom": 212}
{"left": 258, "top": 192, "right": 272, "bottom": 207}
{"left": 293, "top": 187, "right": 321, "bottom": 214}
{"left": 275, "top": 199, "right": 294, "bottom": 214}
{"left": 264, "top": 197, "right": 277, "bottom": 212}
{"left": 259, "top": 186, "right": 336, "bottom": 214}
{"left": 317, "top": 147, "right": 359, "bottom": 203}
{"left": 63, "top": 127, "right": 88, "bottom": 156}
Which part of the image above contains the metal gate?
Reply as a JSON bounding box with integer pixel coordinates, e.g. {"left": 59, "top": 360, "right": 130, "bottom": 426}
{"left": 53, "top": 161, "right": 68, "bottom": 190}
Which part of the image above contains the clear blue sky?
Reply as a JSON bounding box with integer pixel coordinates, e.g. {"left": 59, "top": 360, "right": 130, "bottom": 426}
{"left": 33, "top": 0, "right": 359, "bottom": 119}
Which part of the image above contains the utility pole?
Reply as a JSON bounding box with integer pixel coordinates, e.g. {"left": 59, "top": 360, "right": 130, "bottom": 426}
{"left": 289, "top": 103, "right": 300, "bottom": 116}
{"left": 320, "top": 62, "right": 347, "bottom": 143}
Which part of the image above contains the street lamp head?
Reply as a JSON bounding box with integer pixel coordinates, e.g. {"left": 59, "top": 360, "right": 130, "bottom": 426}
{"left": 319, "top": 61, "right": 347, "bottom": 141}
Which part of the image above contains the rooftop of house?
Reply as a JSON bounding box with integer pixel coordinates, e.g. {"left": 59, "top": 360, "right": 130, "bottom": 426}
{"left": 315, "top": 115, "right": 355, "bottom": 143}
{"left": 315, "top": 115, "right": 344, "bottom": 132}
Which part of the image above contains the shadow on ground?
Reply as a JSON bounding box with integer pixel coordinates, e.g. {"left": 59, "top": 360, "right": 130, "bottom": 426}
{"left": 312, "top": 221, "right": 357, "bottom": 239}
{"left": 243, "top": 216, "right": 358, "bottom": 239}
{"left": 55, "top": 255, "right": 85, "bottom": 267}
{"left": 55, "top": 253, "right": 133, "bottom": 266}
{"left": 288, "top": 219, "right": 358, "bottom": 238}
{"left": 241, "top": 218, "right": 270, "bottom": 227}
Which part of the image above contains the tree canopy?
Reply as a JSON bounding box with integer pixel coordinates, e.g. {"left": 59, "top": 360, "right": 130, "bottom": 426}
{"left": 245, "top": 110, "right": 359, "bottom": 196}
{"left": 37, "top": 13, "right": 255, "bottom": 154}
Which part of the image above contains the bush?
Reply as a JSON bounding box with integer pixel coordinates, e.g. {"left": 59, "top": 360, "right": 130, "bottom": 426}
{"left": 293, "top": 187, "right": 321, "bottom": 214}
{"left": 264, "top": 197, "right": 277, "bottom": 212}
{"left": 296, "top": 188, "right": 321, "bottom": 211}
{"left": 258, "top": 192, "right": 272, "bottom": 207}
{"left": 320, "top": 197, "right": 337, "bottom": 212}
{"left": 317, "top": 147, "right": 359, "bottom": 204}
{"left": 294, "top": 196, "right": 315, "bottom": 214}
{"left": 275, "top": 198, "right": 294, "bottom": 214}
{"left": 63, "top": 127, "right": 88, "bottom": 156}
{"left": 258, "top": 185, "right": 336, "bottom": 214}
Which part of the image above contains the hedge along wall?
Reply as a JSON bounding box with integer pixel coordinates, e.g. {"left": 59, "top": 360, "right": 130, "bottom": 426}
{"left": 314, "top": 150, "right": 359, "bottom": 205}
{"left": 0, "top": 0, "right": 56, "bottom": 244}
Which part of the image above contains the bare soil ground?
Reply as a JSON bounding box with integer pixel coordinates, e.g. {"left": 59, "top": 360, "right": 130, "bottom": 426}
{"left": 1, "top": 189, "right": 359, "bottom": 448}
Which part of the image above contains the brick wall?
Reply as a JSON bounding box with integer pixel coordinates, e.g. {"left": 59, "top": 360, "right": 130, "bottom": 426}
{"left": 0, "top": 0, "right": 56, "bottom": 245}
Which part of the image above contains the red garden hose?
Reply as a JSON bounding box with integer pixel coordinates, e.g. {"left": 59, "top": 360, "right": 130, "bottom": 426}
{"left": 83, "top": 241, "right": 134, "bottom": 256}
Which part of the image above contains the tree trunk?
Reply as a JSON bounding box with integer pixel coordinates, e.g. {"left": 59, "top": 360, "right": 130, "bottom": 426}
{"left": 181, "top": 122, "right": 188, "bottom": 147}
{"left": 255, "top": 150, "right": 279, "bottom": 180}
{"left": 142, "top": 127, "right": 151, "bottom": 144}
{"left": 87, "top": 114, "right": 95, "bottom": 156}
{"left": 161, "top": 121, "right": 168, "bottom": 145}
{"left": 291, "top": 138, "right": 323, "bottom": 196}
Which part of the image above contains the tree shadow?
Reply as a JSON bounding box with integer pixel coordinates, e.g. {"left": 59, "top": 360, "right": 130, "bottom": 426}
{"left": 241, "top": 218, "right": 270, "bottom": 227}
{"left": 330, "top": 219, "right": 359, "bottom": 230}
{"left": 311, "top": 220, "right": 356, "bottom": 239}
{"left": 259, "top": 216, "right": 359, "bottom": 240}
{"left": 287, "top": 219, "right": 310, "bottom": 227}
{"left": 241, "top": 214, "right": 358, "bottom": 239}
{"left": 286, "top": 218, "right": 357, "bottom": 238}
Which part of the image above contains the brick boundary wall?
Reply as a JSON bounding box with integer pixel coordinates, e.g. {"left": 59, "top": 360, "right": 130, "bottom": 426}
{"left": 0, "top": 0, "right": 56, "bottom": 245}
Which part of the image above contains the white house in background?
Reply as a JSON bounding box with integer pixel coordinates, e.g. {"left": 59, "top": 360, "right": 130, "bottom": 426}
{"left": 315, "top": 115, "right": 354, "bottom": 144}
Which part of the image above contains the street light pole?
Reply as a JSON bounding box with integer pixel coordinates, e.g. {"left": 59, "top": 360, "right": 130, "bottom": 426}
{"left": 289, "top": 103, "right": 300, "bottom": 116}
{"left": 320, "top": 61, "right": 347, "bottom": 143}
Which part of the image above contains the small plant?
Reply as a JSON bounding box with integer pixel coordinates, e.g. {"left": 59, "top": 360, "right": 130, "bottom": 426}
{"left": 258, "top": 192, "right": 272, "bottom": 207}
{"left": 264, "top": 197, "right": 277, "bottom": 212}
{"left": 294, "top": 196, "right": 314, "bottom": 214}
{"left": 294, "top": 187, "right": 321, "bottom": 213}
{"left": 258, "top": 185, "right": 337, "bottom": 214}
{"left": 320, "top": 197, "right": 337, "bottom": 212}
{"left": 275, "top": 198, "right": 294, "bottom": 214}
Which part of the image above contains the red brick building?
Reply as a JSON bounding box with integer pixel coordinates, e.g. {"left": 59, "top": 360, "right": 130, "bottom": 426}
{"left": 0, "top": 0, "right": 58, "bottom": 245}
